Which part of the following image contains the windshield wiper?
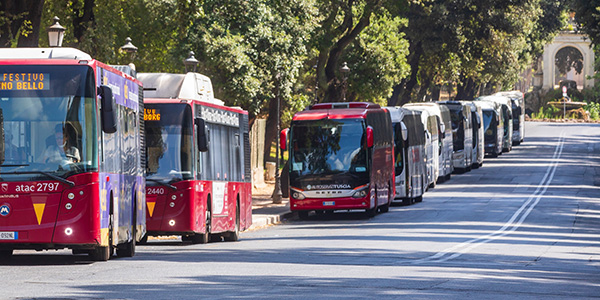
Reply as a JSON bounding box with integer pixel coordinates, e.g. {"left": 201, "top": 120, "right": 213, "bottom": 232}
{"left": 146, "top": 178, "right": 177, "bottom": 190}
{"left": 0, "top": 164, "right": 30, "bottom": 167}
{"left": 0, "top": 171, "right": 75, "bottom": 187}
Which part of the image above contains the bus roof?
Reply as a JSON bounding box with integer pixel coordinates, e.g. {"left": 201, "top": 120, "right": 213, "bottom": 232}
{"left": 293, "top": 102, "right": 382, "bottom": 121}
{"left": 138, "top": 72, "right": 223, "bottom": 106}
{"left": 0, "top": 47, "right": 92, "bottom": 60}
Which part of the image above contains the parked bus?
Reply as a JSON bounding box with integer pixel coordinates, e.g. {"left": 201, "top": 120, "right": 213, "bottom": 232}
{"left": 385, "top": 107, "right": 426, "bottom": 204}
{"left": 405, "top": 103, "right": 453, "bottom": 182}
{"left": 476, "top": 100, "right": 503, "bottom": 157}
{"left": 437, "top": 101, "right": 473, "bottom": 172}
{"left": 0, "top": 47, "right": 145, "bottom": 261}
{"left": 138, "top": 72, "right": 252, "bottom": 243}
{"left": 495, "top": 91, "right": 525, "bottom": 145}
{"left": 478, "top": 95, "right": 513, "bottom": 152}
{"left": 281, "top": 102, "right": 395, "bottom": 218}
{"left": 466, "top": 101, "right": 484, "bottom": 168}
{"left": 403, "top": 104, "right": 440, "bottom": 188}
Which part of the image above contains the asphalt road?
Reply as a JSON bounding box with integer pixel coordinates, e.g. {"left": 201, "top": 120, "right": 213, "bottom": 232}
{"left": 2, "top": 121, "right": 599, "bottom": 299}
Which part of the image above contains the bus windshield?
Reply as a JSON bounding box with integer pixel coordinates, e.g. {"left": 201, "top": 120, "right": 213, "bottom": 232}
{"left": 482, "top": 110, "right": 494, "bottom": 133}
{"left": 0, "top": 65, "right": 97, "bottom": 181}
{"left": 290, "top": 119, "right": 367, "bottom": 177}
{"left": 145, "top": 103, "right": 194, "bottom": 182}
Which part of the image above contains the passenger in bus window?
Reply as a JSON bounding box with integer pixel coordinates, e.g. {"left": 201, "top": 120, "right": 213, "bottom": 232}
{"left": 40, "top": 123, "right": 80, "bottom": 164}
{"left": 4, "top": 132, "right": 23, "bottom": 162}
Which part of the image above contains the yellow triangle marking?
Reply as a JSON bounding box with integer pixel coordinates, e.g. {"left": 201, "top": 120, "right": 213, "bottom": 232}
{"left": 33, "top": 203, "right": 45, "bottom": 225}
{"left": 147, "top": 201, "right": 156, "bottom": 218}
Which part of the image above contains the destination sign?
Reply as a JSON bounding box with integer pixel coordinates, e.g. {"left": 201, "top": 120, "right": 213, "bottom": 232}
{"left": 200, "top": 106, "right": 239, "bottom": 127}
{"left": 144, "top": 108, "right": 161, "bottom": 121}
{"left": 0, "top": 73, "right": 50, "bottom": 91}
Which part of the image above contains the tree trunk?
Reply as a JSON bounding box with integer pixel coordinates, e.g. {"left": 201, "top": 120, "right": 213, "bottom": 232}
{"left": 263, "top": 95, "right": 279, "bottom": 167}
{"left": 323, "top": 1, "right": 375, "bottom": 102}
{"left": 455, "top": 76, "right": 476, "bottom": 100}
{"left": 0, "top": 0, "right": 45, "bottom": 47}
{"left": 400, "top": 41, "right": 423, "bottom": 105}
{"left": 71, "top": 0, "right": 95, "bottom": 46}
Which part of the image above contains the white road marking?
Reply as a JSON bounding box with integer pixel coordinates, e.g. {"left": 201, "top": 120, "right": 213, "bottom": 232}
{"left": 414, "top": 131, "right": 566, "bottom": 263}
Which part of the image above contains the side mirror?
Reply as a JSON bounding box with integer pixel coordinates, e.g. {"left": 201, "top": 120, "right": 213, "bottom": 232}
{"left": 366, "top": 126, "right": 374, "bottom": 148}
{"left": 400, "top": 122, "right": 408, "bottom": 141}
{"left": 280, "top": 128, "right": 289, "bottom": 150}
{"left": 195, "top": 118, "right": 209, "bottom": 152}
{"left": 98, "top": 85, "right": 117, "bottom": 134}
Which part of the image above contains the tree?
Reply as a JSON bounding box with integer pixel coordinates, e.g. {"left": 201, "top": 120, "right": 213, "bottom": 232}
{"left": 0, "top": 0, "right": 45, "bottom": 47}
{"left": 313, "top": 0, "right": 408, "bottom": 102}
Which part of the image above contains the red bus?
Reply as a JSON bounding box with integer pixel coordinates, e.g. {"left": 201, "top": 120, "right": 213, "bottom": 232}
{"left": 138, "top": 72, "right": 252, "bottom": 243}
{"left": 281, "top": 102, "right": 395, "bottom": 218}
{"left": 0, "top": 47, "right": 145, "bottom": 261}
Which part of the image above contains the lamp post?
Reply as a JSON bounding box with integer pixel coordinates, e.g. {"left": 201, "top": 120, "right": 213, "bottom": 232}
{"left": 183, "top": 51, "right": 199, "bottom": 73}
{"left": 340, "top": 62, "right": 350, "bottom": 101}
{"left": 313, "top": 63, "right": 318, "bottom": 104}
{"left": 47, "top": 16, "right": 65, "bottom": 47}
{"left": 120, "top": 37, "right": 138, "bottom": 75}
{"left": 272, "top": 71, "right": 283, "bottom": 204}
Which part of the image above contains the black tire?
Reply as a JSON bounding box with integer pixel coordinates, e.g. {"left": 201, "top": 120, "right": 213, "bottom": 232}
{"left": 379, "top": 202, "right": 390, "bottom": 213}
{"left": 402, "top": 197, "right": 413, "bottom": 206}
{"left": 0, "top": 249, "right": 13, "bottom": 260}
{"left": 117, "top": 209, "right": 137, "bottom": 257}
{"left": 116, "top": 227, "right": 136, "bottom": 258}
{"left": 193, "top": 203, "right": 211, "bottom": 244}
{"left": 90, "top": 212, "right": 113, "bottom": 261}
{"left": 415, "top": 195, "right": 423, "bottom": 203}
{"left": 224, "top": 203, "right": 240, "bottom": 242}
{"left": 445, "top": 173, "right": 451, "bottom": 181}
{"left": 298, "top": 211, "right": 310, "bottom": 220}
{"left": 139, "top": 234, "right": 148, "bottom": 244}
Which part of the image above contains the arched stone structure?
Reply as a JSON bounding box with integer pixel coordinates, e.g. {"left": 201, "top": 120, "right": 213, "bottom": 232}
{"left": 542, "top": 32, "right": 594, "bottom": 90}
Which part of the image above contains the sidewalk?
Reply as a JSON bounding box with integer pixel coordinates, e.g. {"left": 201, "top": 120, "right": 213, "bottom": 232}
{"left": 249, "top": 182, "right": 293, "bottom": 230}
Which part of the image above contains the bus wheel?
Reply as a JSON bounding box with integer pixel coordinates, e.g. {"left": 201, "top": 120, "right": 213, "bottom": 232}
{"left": 90, "top": 213, "right": 114, "bottom": 261}
{"left": 116, "top": 225, "right": 136, "bottom": 258}
{"left": 298, "top": 211, "right": 310, "bottom": 220}
{"left": 224, "top": 203, "right": 240, "bottom": 242}
{"left": 193, "top": 204, "right": 211, "bottom": 244}
{"left": 365, "top": 205, "right": 377, "bottom": 218}
{"left": 0, "top": 249, "right": 13, "bottom": 260}
{"left": 402, "top": 197, "right": 413, "bottom": 206}
{"left": 415, "top": 195, "right": 423, "bottom": 203}
{"left": 139, "top": 234, "right": 148, "bottom": 244}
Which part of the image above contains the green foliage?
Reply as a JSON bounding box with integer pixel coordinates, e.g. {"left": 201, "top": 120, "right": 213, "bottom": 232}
{"left": 532, "top": 105, "right": 560, "bottom": 119}
{"left": 344, "top": 12, "right": 410, "bottom": 102}
{"left": 584, "top": 102, "right": 600, "bottom": 120}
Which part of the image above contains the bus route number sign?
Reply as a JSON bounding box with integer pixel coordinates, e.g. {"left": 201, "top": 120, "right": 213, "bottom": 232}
{"left": 144, "top": 108, "right": 161, "bottom": 121}
{"left": 0, "top": 73, "right": 50, "bottom": 91}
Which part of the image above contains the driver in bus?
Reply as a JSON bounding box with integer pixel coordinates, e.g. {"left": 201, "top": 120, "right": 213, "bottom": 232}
{"left": 40, "top": 123, "right": 80, "bottom": 164}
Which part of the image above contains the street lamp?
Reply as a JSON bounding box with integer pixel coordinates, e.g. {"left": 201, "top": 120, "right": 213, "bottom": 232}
{"left": 272, "top": 71, "right": 283, "bottom": 204}
{"left": 313, "top": 63, "right": 319, "bottom": 104}
{"left": 183, "top": 51, "right": 199, "bottom": 73}
{"left": 120, "top": 37, "right": 138, "bottom": 74}
{"left": 47, "top": 16, "right": 65, "bottom": 47}
{"left": 340, "top": 62, "right": 350, "bottom": 101}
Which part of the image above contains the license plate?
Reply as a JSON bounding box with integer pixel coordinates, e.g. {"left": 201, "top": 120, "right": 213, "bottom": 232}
{"left": 0, "top": 232, "right": 17, "bottom": 240}
{"left": 322, "top": 201, "right": 335, "bottom": 206}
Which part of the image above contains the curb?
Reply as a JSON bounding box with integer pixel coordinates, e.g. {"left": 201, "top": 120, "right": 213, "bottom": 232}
{"left": 249, "top": 211, "right": 293, "bottom": 230}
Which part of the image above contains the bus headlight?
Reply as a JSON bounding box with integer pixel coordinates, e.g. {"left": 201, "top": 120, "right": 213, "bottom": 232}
{"left": 292, "top": 192, "right": 305, "bottom": 200}
{"left": 352, "top": 187, "right": 368, "bottom": 198}
{"left": 291, "top": 188, "right": 306, "bottom": 200}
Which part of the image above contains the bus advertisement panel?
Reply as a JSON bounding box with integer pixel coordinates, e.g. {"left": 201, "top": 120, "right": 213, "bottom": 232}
{"left": 282, "top": 102, "right": 395, "bottom": 218}
{"left": 140, "top": 72, "right": 251, "bottom": 243}
{"left": 0, "top": 48, "right": 145, "bottom": 261}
